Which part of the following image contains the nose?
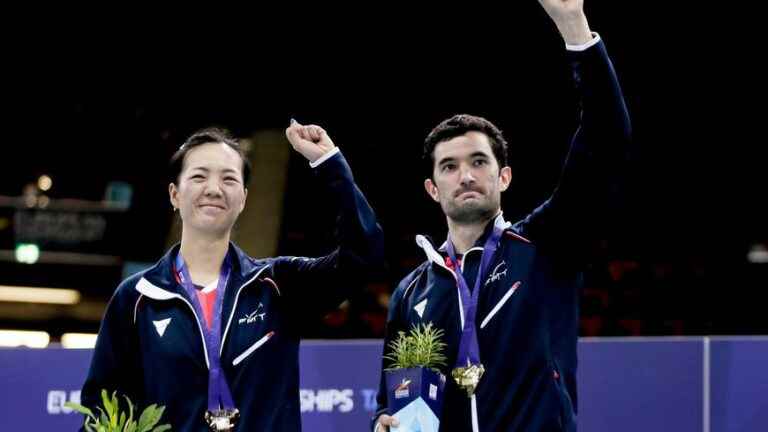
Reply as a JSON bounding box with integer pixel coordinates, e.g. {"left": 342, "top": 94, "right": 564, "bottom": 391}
{"left": 203, "top": 178, "right": 224, "bottom": 197}
{"left": 459, "top": 164, "right": 476, "bottom": 187}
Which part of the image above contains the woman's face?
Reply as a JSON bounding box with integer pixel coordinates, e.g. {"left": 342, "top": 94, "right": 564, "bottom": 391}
{"left": 169, "top": 142, "right": 248, "bottom": 237}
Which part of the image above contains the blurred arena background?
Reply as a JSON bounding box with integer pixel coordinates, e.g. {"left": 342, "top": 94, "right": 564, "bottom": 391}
{"left": 1, "top": 3, "right": 767, "bottom": 431}
{"left": 0, "top": 2, "right": 764, "bottom": 347}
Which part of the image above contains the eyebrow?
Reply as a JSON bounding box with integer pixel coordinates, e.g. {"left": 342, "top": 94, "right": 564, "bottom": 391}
{"left": 470, "top": 151, "right": 491, "bottom": 159}
{"left": 437, "top": 151, "right": 491, "bottom": 166}
{"left": 188, "top": 167, "right": 240, "bottom": 175}
{"left": 437, "top": 157, "right": 456, "bottom": 167}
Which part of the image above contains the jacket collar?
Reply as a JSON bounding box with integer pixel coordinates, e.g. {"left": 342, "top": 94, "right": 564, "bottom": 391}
{"left": 416, "top": 213, "right": 511, "bottom": 271}
{"left": 135, "top": 242, "right": 267, "bottom": 300}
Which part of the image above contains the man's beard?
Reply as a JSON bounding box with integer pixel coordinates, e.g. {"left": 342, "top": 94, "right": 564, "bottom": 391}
{"left": 443, "top": 195, "right": 498, "bottom": 224}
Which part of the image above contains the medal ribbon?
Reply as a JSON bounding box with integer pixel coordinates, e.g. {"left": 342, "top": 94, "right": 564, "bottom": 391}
{"left": 174, "top": 253, "right": 236, "bottom": 412}
{"left": 446, "top": 223, "right": 504, "bottom": 371}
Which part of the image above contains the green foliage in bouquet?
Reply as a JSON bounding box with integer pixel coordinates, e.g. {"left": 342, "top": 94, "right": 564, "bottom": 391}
{"left": 65, "top": 389, "right": 171, "bottom": 432}
{"left": 384, "top": 322, "right": 447, "bottom": 372}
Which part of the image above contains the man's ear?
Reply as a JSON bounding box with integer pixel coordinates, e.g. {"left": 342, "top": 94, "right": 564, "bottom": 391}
{"left": 424, "top": 178, "right": 440, "bottom": 203}
{"left": 499, "top": 166, "right": 512, "bottom": 192}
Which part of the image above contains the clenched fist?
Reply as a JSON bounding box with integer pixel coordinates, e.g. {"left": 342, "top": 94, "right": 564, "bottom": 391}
{"left": 285, "top": 119, "right": 336, "bottom": 163}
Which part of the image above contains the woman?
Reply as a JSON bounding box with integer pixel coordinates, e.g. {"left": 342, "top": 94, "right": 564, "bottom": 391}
{"left": 80, "top": 121, "right": 384, "bottom": 431}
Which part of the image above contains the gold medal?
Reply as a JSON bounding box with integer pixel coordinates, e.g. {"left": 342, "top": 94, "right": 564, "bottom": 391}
{"left": 205, "top": 408, "right": 240, "bottom": 431}
{"left": 451, "top": 363, "right": 485, "bottom": 396}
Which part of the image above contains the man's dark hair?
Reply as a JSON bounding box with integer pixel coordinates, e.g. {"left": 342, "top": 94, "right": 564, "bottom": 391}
{"left": 423, "top": 114, "right": 509, "bottom": 179}
{"left": 169, "top": 127, "right": 252, "bottom": 187}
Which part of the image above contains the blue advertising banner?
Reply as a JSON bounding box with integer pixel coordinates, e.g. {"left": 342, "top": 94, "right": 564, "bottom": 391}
{"left": 578, "top": 338, "right": 704, "bottom": 432}
{"left": 710, "top": 337, "right": 768, "bottom": 432}
{"left": 1, "top": 337, "right": 767, "bottom": 431}
{"left": 298, "top": 340, "right": 382, "bottom": 431}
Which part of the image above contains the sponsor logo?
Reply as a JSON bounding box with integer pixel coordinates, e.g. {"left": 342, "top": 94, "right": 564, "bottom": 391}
{"left": 153, "top": 318, "right": 171, "bottom": 337}
{"left": 238, "top": 303, "right": 266, "bottom": 325}
{"left": 394, "top": 379, "right": 411, "bottom": 399}
{"left": 485, "top": 261, "right": 508, "bottom": 286}
{"left": 414, "top": 299, "right": 427, "bottom": 318}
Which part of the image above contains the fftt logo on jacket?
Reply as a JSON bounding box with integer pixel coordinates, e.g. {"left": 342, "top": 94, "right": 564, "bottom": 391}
{"left": 485, "top": 261, "right": 508, "bottom": 286}
{"left": 239, "top": 303, "right": 266, "bottom": 325}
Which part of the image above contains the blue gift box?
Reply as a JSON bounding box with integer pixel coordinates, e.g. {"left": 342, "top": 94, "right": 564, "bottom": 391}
{"left": 385, "top": 367, "right": 446, "bottom": 432}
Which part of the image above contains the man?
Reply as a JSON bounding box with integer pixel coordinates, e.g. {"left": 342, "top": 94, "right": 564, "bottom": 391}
{"left": 80, "top": 121, "right": 384, "bottom": 431}
{"left": 374, "top": 1, "right": 631, "bottom": 431}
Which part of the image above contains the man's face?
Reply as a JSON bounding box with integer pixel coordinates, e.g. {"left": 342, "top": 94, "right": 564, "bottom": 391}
{"left": 169, "top": 142, "right": 248, "bottom": 236}
{"left": 425, "top": 131, "right": 511, "bottom": 224}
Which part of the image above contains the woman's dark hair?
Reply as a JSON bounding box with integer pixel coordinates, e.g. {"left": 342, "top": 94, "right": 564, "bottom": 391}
{"left": 169, "top": 127, "right": 251, "bottom": 186}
